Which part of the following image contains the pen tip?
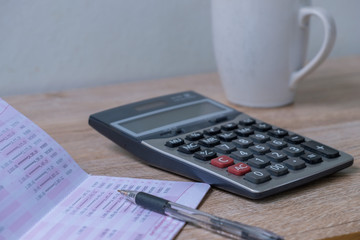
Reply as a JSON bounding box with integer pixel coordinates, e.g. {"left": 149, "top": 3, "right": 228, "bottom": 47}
{"left": 117, "top": 190, "right": 126, "bottom": 195}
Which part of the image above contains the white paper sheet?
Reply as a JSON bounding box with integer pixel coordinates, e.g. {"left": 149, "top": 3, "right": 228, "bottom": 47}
{"left": 0, "top": 99, "right": 210, "bottom": 240}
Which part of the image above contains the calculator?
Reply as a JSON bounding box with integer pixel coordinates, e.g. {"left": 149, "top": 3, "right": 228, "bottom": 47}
{"left": 89, "top": 91, "right": 353, "bottom": 199}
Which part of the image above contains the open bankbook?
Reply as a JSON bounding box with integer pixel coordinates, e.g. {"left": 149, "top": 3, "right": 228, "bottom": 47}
{"left": 0, "top": 99, "right": 210, "bottom": 240}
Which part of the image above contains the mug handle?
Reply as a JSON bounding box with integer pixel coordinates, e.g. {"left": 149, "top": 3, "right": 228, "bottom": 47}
{"left": 289, "top": 7, "right": 336, "bottom": 90}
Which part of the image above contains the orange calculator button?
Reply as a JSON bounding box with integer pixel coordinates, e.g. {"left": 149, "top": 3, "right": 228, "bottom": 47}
{"left": 210, "top": 155, "right": 234, "bottom": 168}
{"left": 228, "top": 163, "right": 251, "bottom": 176}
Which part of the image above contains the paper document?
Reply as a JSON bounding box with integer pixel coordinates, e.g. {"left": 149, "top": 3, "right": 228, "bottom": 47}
{"left": 0, "top": 99, "right": 210, "bottom": 240}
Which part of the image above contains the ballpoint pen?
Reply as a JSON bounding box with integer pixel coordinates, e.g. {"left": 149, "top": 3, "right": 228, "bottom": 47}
{"left": 118, "top": 190, "right": 283, "bottom": 240}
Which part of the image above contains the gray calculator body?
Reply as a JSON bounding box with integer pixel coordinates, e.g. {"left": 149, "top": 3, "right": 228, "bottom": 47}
{"left": 89, "top": 91, "right": 353, "bottom": 199}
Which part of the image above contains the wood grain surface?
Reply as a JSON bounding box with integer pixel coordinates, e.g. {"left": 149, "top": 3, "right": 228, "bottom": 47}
{"left": 4, "top": 56, "right": 360, "bottom": 240}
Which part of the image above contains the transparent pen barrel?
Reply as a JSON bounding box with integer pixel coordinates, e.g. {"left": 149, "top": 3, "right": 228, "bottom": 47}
{"left": 165, "top": 202, "right": 281, "bottom": 240}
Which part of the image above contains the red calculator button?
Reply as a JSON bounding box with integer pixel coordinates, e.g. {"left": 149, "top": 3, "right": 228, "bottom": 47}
{"left": 211, "top": 156, "right": 234, "bottom": 168}
{"left": 228, "top": 163, "right": 251, "bottom": 176}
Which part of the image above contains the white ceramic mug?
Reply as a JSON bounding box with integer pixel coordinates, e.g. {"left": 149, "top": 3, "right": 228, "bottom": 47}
{"left": 211, "top": 0, "right": 336, "bottom": 107}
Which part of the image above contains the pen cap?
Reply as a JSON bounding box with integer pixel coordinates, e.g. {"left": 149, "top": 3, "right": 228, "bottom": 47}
{"left": 135, "top": 192, "right": 169, "bottom": 214}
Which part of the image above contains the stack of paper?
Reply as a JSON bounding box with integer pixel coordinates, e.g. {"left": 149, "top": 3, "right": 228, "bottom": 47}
{"left": 0, "top": 99, "right": 210, "bottom": 240}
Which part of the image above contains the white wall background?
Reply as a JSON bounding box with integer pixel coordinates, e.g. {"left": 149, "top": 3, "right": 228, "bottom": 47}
{"left": 1, "top": 0, "right": 359, "bottom": 96}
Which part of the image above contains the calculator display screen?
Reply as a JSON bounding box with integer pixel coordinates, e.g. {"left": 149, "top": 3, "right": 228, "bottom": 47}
{"left": 113, "top": 100, "right": 231, "bottom": 136}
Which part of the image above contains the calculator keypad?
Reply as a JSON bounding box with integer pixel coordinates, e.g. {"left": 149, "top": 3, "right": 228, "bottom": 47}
{"left": 164, "top": 117, "right": 342, "bottom": 187}
{"left": 157, "top": 113, "right": 354, "bottom": 200}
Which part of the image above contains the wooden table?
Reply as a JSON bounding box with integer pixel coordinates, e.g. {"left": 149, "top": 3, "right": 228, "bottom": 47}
{"left": 4, "top": 56, "right": 360, "bottom": 240}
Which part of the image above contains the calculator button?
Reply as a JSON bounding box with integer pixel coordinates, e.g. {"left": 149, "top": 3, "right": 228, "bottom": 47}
{"left": 249, "top": 144, "right": 270, "bottom": 155}
{"left": 228, "top": 163, "right": 251, "bottom": 176}
{"left": 214, "top": 143, "right": 236, "bottom": 154}
{"left": 194, "top": 149, "right": 217, "bottom": 161}
{"left": 247, "top": 157, "right": 271, "bottom": 168}
{"left": 268, "top": 129, "right": 288, "bottom": 138}
{"left": 245, "top": 171, "right": 271, "bottom": 184}
{"left": 301, "top": 153, "right": 323, "bottom": 164}
{"left": 283, "top": 146, "right": 305, "bottom": 157}
{"left": 185, "top": 132, "right": 203, "bottom": 141}
{"left": 267, "top": 139, "right": 288, "bottom": 150}
{"left": 218, "top": 132, "right": 237, "bottom": 142}
{"left": 283, "top": 159, "right": 306, "bottom": 170}
{"left": 266, "top": 164, "right": 289, "bottom": 176}
{"left": 177, "top": 143, "right": 200, "bottom": 154}
{"left": 199, "top": 137, "right": 220, "bottom": 147}
{"left": 235, "top": 127, "right": 254, "bottom": 137}
{"left": 284, "top": 135, "right": 305, "bottom": 144}
{"left": 252, "top": 123, "right": 272, "bottom": 132}
{"left": 165, "top": 138, "right": 184, "bottom": 148}
{"left": 239, "top": 118, "right": 256, "bottom": 126}
{"left": 301, "top": 141, "right": 340, "bottom": 158}
{"left": 250, "top": 133, "right": 270, "bottom": 143}
{"left": 204, "top": 127, "right": 221, "bottom": 136}
{"left": 221, "top": 122, "right": 238, "bottom": 131}
{"left": 230, "top": 149, "right": 253, "bottom": 161}
{"left": 211, "top": 155, "right": 234, "bottom": 168}
{"left": 265, "top": 151, "right": 288, "bottom": 162}
{"left": 233, "top": 138, "right": 253, "bottom": 148}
